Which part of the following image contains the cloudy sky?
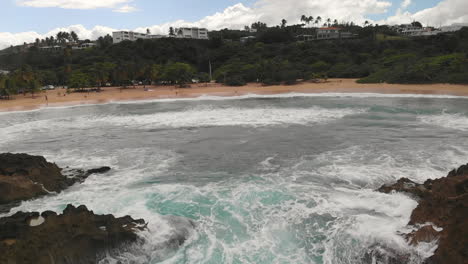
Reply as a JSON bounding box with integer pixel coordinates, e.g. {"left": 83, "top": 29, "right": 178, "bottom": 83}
{"left": 1, "top": 0, "right": 467, "bottom": 49}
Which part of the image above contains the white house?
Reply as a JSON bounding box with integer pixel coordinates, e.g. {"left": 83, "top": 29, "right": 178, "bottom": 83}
{"left": 72, "top": 43, "right": 97, "bottom": 50}
{"left": 397, "top": 24, "right": 428, "bottom": 36}
{"left": 112, "top": 31, "right": 149, "bottom": 43}
{"left": 175, "top": 27, "right": 209, "bottom": 39}
{"left": 316, "top": 27, "right": 353, "bottom": 40}
{"left": 38, "top": 46, "right": 64, "bottom": 52}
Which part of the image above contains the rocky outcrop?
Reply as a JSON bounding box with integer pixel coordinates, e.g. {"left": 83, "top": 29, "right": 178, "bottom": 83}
{"left": 378, "top": 163, "right": 468, "bottom": 264}
{"left": 0, "top": 153, "right": 111, "bottom": 212}
{"left": 0, "top": 204, "right": 146, "bottom": 264}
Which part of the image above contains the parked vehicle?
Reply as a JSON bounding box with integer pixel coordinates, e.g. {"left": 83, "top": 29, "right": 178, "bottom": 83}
{"left": 41, "top": 85, "right": 55, "bottom": 90}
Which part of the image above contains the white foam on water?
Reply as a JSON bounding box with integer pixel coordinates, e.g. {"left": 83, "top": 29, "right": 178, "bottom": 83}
{"left": 291, "top": 144, "right": 468, "bottom": 187}
{"left": 0, "top": 142, "right": 453, "bottom": 264}
{"left": 1, "top": 91, "right": 466, "bottom": 116}
{"left": 418, "top": 113, "right": 468, "bottom": 131}
{"left": 110, "top": 92, "right": 468, "bottom": 106}
{"left": 0, "top": 106, "right": 365, "bottom": 147}
{"left": 91, "top": 106, "right": 365, "bottom": 129}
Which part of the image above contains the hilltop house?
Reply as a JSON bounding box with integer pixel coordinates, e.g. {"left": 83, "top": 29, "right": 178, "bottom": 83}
{"left": 392, "top": 23, "right": 467, "bottom": 37}
{"left": 316, "top": 27, "right": 353, "bottom": 40}
{"left": 112, "top": 28, "right": 208, "bottom": 43}
{"left": 175, "top": 27, "right": 209, "bottom": 39}
{"left": 72, "top": 43, "right": 97, "bottom": 50}
{"left": 38, "top": 46, "right": 64, "bottom": 52}
{"left": 112, "top": 31, "right": 149, "bottom": 43}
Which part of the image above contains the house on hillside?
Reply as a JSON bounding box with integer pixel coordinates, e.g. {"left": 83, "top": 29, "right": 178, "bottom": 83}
{"left": 316, "top": 27, "right": 353, "bottom": 40}
{"left": 112, "top": 31, "right": 149, "bottom": 43}
{"left": 38, "top": 46, "right": 64, "bottom": 52}
{"left": 240, "top": 36, "right": 256, "bottom": 44}
{"left": 72, "top": 43, "right": 97, "bottom": 50}
{"left": 175, "top": 27, "right": 209, "bottom": 39}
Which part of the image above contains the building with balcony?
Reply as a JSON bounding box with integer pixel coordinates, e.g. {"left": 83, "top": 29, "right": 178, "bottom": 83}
{"left": 112, "top": 31, "right": 149, "bottom": 43}
{"left": 316, "top": 27, "right": 353, "bottom": 40}
{"left": 72, "top": 43, "right": 97, "bottom": 50}
{"left": 175, "top": 27, "right": 209, "bottom": 39}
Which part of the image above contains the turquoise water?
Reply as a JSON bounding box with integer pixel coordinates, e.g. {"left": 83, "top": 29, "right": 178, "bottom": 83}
{"left": 1, "top": 93, "right": 468, "bottom": 263}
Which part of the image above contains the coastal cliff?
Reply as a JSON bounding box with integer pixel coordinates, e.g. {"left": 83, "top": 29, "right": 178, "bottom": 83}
{"left": 378, "top": 164, "right": 468, "bottom": 264}
{"left": 0, "top": 153, "right": 110, "bottom": 212}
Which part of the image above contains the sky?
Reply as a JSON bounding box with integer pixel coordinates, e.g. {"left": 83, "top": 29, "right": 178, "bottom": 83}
{"left": 1, "top": 0, "right": 467, "bottom": 49}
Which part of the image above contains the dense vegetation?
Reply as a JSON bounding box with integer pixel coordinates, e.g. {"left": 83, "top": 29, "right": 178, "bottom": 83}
{"left": 1, "top": 22, "right": 468, "bottom": 98}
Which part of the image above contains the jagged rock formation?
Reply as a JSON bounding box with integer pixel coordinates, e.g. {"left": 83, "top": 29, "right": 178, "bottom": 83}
{"left": 0, "top": 204, "right": 146, "bottom": 264}
{"left": 378, "top": 163, "right": 468, "bottom": 264}
{"left": 0, "top": 153, "right": 111, "bottom": 212}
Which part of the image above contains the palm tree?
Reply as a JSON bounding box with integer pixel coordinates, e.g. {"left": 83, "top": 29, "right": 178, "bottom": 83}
{"left": 301, "top": 15, "right": 307, "bottom": 25}
{"left": 333, "top": 19, "right": 338, "bottom": 26}
{"left": 70, "top": 31, "right": 79, "bottom": 42}
{"left": 315, "top": 16, "right": 322, "bottom": 27}
{"left": 281, "top": 19, "right": 287, "bottom": 28}
{"left": 56, "top": 32, "right": 63, "bottom": 44}
{"left": 326, "top": 18, "right": 331, "bottom": 27}
{"left": 308, "top": 16, "right": 314, "bottom": 26}
{"left": 364, "top": 20, "right": 370, "bottom": 27}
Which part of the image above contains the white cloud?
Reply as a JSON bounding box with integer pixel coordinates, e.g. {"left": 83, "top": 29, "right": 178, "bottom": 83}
{"left": 17, "top": 0, "right": 132, "bottom": 9}
{"left": 113, "top": 4, "right": 138, "bottom": 13}
{"left": 0, "top": 25, "right": 116, "bottom": 50}
{"left": 382, "top": 0, "right": 468, "bottom": 26}
{"left": 401, "top": 0, "right": 411, "bottom": 9}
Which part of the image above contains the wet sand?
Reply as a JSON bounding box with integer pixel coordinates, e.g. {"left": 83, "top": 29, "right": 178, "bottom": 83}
{"left": 1, "top": 79, "right": 468, "bottom": 112}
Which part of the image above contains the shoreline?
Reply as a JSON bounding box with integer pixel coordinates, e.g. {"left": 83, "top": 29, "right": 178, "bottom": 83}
{"left": 1, "top": 79, "right": 468, "bottom": 112}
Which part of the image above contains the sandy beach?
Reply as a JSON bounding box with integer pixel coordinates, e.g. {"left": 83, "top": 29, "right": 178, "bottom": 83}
{"left": 1, "top": 78, "right": 468, "bottom": 112}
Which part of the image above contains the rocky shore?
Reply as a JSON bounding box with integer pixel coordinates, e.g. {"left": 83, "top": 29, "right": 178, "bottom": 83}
{"left": 0, "top": 153, "right": 150, "bottom": 263}
{"left": 0, "top": 204, "right": 146, "bottom": 264}
{"left": 0, "top": 153, "right": 110, "bottom": 213}
{"left": 378, "top": 163, "right": 468, "bottom": 264}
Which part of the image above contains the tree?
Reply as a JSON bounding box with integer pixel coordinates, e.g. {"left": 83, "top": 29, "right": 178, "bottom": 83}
{"left": 68, "top": 71, "right": 90, "bottom": 91}
{"left": 251, "top": 21, "right": 267, "bottom": 31}
{"left": 149, "top": 64, "right": 163, "bottom": 84}
{"left": 326, "top": 18, "right": 331, "bottom": 26}
{"left": 301, "top": 15, "right": 314, "bottom": 27}
{"left": 146, "top": 28, "right": 151, "bottom": 35}
{"left": 27, "top": 79, "right": 40, "bottom": 98}
{"left": 161, "top": 62, "right": 195, "bottom": 86}
{"left": 307, "top": 16, "right": 314, "bottom": 26}
{"left": 70, "top": 31, "right": 79, "bottom": 42}
{"left": 301, "top": 15, "right": 307, "bottom": 25}
{"left": 169, "top": 27, "right": 175, "bottom": 36}
{"left": 364, "top": 20, "right": 370, "bottom": 27}
{"left": 411, "top": 21, "right": 423, "bottom": 28}
{"left": 315, "top": 16, "right": 322, "bottom": 26}
{"left": 281, "top": 19, "right": 287, "bottom": 28}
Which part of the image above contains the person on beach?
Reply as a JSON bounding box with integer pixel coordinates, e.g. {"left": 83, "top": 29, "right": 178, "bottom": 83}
{"left": 45, "top": 95, "right": 48, "bottom": 106}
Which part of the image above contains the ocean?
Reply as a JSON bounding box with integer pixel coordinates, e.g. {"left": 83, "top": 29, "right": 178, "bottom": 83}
{"left": 1, "top": 93, "right": 468, "bottom": 264}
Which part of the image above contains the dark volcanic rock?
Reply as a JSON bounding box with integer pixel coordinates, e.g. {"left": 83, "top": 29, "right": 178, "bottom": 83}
{"left": 377, "top": 163, "right": 468, "bottom": 264}
{"left": 0, "top": 204, "right": 146, "bottom": 264}
{"left": 362, "top": 244, "right": 411, "bottom": 264}
{"left": 0, "top": 153, "right": 111, "bottom": 212}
